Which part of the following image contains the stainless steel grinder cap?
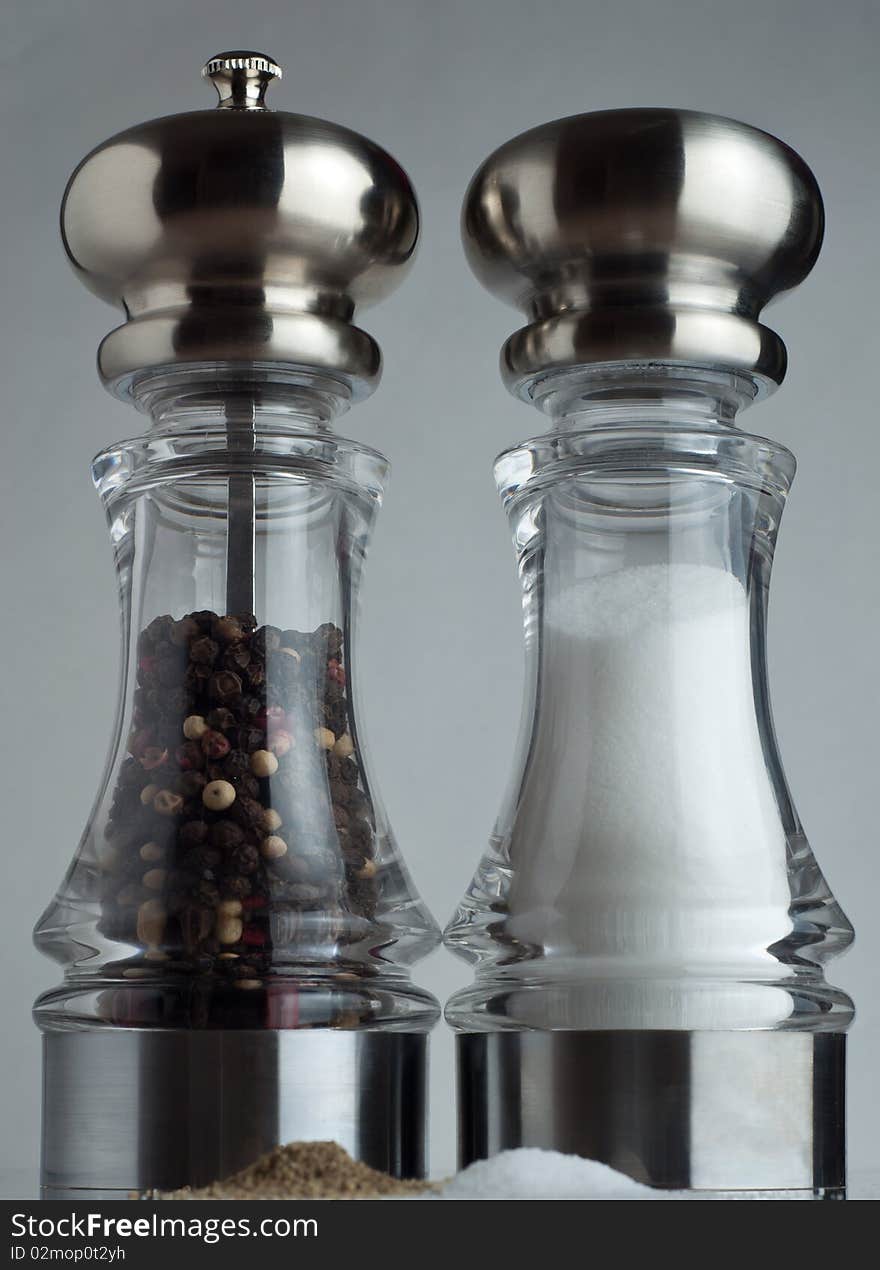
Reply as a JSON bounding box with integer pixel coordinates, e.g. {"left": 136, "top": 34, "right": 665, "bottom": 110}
{"left": 461, "top": 108, "right": 824, "bottom": 398}
{"left": 61, "top": 50, "right": 419, "bottom": 400}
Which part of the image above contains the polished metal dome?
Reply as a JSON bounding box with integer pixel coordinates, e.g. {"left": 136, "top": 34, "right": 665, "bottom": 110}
{"left": 462, "top": 109, "right": 824, "bottom": 393}
{"left": 61, "top": 52, "right": 419, "bottom": 398}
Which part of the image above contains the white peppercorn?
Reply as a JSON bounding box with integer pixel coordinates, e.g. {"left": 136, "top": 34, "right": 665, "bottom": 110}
{"left": 261, "top": 835, "right": 288, "bottom": 860}
{"left": 183, "top": 715, "right": 208, "bottom": 741}
{"left": 154, "top": 789, "right": 184, "bottom": 816}
{"left": 137, "top": 898, "right": 167, "bottom": 946}
{"left": 217, "top": 915, "right": 243, "bottom": 945}
{"left": 250, "top": 749, "right": 279, "bottom": 777}
{"left": 203, "top": 779, "right": 236, "bottom": 811}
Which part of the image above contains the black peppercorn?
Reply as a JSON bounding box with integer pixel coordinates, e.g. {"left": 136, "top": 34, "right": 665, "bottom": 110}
{"left": 222, "top": 750, "right": 251, "bottom": 780}
{"left": 156, "top": 660, "right": 185, "bottom": 693}
{"left": 207, "top": 707, "right": 236, "bottom": 733}
{"left": 169, "top": 616, "right": 199, "bottom": 647}
{"left": 162, "top": 686, "right": 195, "bottom": 717}
{"left": 233, "top": 726, "right": 265, "bottom": 753}
{"left": 253, "top": 625, "right": 282, "bottom": 656}
{"left": 350, "top": 819, "right": 373, "bottom": 851}
{"left": 116, "top": 758, "right": 144, "bottom": 789}
{"left": 183, "top": 664, "right": 211, "bottom": 692}
{"left": 181, "top": 845, "right": 222, "bottom": 872}
{"left": 222, "top": 875, "right": 252, "bottom": 899}
{"left": 106, "top": 819, "right": 147, "bottom": 851}
{"left": 230, "top": 794, "right": 264, "bottom": 830}
{"left": 209, "top": 820, "right": 245, "bottom": 850}
{"left": 193, "top": 880, "right": 220, "bottom": 908}
{"left": 212, "top": 616, "right": 244, "bottom": 644}
{"left": 267, "top": 650, "right": 301, "bottom": 691}
{"left": 324, "top": 679, "right": 344, "bottom": 704}
{"left": 181, "top": 797, "right": 208, "bottom": 820}
{"left": 323, "top": 703, "right": 347, "bottom": 736}
{"left": 190, "top": 610, "right": 219, "bottom": 630}
{"left": 236, "top": 694, "right": 263, "bottom": 722}
{"left": 222, "top": 643, "right": 251, "bottom": 673}
{"left": 246, "top": 661, "right": 266, "bottom": 690}
{"left": 330, "top": 779, "right": 352, "bottom": 806}
{"left": 230, "top": 843, "right": 261, "bottom": 875}
{"left": 178, "top": 771, "right": 208, "bottom": 799}
{"left": 238, "top": 774, "right": 261, "bottom": 799}
{"left": 190, "top": 636, "right": 219, "bottom": 666}
{"left": 178, "top": 820, "right": 209, "bottom": 847}
{"left": 143, "top": 615, "right": 174, "bottom": 646}
{"left": 316, "top": 622, "right": 344, "bottom": 659}
{"left": 347, "top": 789, "right": 372, "bottom": 819}
{"left": 209, "top": 670, "right": 242, "bottom": 703}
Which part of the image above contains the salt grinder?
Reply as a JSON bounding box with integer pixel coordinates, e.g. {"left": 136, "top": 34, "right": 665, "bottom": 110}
{"left": 446, "top": 109, "right": 853, "bottom": 1194}
{"left": 35, "top": 52, "right": 440, "bottom": 1196}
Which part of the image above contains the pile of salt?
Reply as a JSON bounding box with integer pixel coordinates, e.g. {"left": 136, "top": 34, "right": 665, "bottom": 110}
{"left": 433, "top": 1150, "right": 657, "bottom": 1200}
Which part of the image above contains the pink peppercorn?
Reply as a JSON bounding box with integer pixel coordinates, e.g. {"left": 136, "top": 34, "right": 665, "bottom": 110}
{"left": 268, "top": 729, "right": 294, "bottom": 757}
{"left": 255, "top": 705, "right": 286, "bottom": 730}
{"left": 201, "top": 729, "right": 231, "bottom": 759}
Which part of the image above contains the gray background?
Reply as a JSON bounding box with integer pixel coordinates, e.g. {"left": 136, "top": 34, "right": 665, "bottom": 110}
{"left": 1, "top": 0, "right": 877, "bottom": 1186}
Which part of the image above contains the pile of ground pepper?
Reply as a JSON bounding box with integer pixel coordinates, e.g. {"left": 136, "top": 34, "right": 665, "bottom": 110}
{"left": 160, "top": 1141, "right": 436, "bottom": 1199}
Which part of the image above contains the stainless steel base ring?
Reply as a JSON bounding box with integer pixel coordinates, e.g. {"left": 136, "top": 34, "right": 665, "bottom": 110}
{"left": 457, "top": 1029, "right": 845, "bottom": 1194}
{"left": 42, "top": 1028, "right": 429, "bottom": 1197}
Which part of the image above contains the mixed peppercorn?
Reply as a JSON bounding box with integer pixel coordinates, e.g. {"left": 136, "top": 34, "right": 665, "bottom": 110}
{"left": 99, "top": 611, "right": 379, "bottom": 1011}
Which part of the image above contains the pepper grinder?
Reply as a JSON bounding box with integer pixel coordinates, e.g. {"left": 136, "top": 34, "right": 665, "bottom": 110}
{"left": 34, "top": 52, "right": 440, "bottom": 1197}
{"left": 446, "top": 109, "right": 853, "bottom": 1194}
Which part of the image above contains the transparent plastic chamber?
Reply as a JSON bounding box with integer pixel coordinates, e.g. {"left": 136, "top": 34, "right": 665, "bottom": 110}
{"left": 35, "top": 369, "right": 440, "bottom": 1033}
{"left": 445, "top": 368, "right": 854, "bottom": 1034}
